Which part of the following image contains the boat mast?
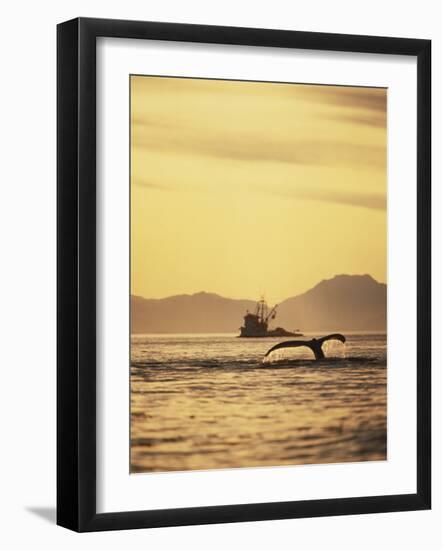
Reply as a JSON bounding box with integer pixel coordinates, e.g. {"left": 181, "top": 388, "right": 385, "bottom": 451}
{"left": 260, "top": 296, "right": 266, "bottom": 324}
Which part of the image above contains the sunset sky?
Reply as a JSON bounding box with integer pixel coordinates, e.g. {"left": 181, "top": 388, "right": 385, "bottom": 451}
{"left": 131, "top": 76, "right": 387, "bottom": 304}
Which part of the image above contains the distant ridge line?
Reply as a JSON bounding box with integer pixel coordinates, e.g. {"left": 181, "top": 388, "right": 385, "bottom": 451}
{"left": 131, "top": 274, "right": 387, "bottom": 333}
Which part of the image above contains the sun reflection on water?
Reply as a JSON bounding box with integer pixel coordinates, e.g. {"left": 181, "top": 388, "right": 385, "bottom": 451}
{"left": 131, "top": 333, "right": 386, "bottom": 473}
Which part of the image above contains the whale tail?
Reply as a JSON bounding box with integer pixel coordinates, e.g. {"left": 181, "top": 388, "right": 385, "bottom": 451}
{"left": 264, "top": 333, "right": 346, "bottom": 361}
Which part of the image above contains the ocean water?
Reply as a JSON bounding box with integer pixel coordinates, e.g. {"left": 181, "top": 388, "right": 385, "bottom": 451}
{"left": 130, "top": 333, "right": 387, "bottom": 473}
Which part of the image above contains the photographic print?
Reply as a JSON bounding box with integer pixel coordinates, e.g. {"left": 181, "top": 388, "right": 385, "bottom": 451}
{"left": 130, "top": 75, "right": 387, "bottom": 473}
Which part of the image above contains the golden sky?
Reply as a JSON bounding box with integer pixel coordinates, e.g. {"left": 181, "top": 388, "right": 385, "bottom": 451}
{"left": 131, "top": 76, "right": 387, "bottom": 303}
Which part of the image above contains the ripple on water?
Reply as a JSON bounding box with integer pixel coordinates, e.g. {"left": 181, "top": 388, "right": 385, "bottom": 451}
{"left": 130, "top": 333, "right": 387, "bottom": 472}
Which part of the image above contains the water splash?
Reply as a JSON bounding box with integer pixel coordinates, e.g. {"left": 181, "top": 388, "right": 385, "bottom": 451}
{"left": 322, "top": 340, "right": 346, "bottom": 359}
{"left": 264, "top": 346, "right": 314, "bottom": 363}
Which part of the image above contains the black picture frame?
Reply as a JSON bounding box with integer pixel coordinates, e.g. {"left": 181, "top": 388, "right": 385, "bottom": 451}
{"left": 57, "top": 17, "right": 431, "bottom": 532}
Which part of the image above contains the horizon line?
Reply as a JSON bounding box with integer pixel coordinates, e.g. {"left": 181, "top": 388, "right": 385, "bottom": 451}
{"left": 131, "top": 273, "right": 387, "bottom": 303}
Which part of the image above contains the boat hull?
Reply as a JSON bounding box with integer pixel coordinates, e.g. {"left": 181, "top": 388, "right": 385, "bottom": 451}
{"left": 239, "top": 329, "right": 303, "bottom": 338}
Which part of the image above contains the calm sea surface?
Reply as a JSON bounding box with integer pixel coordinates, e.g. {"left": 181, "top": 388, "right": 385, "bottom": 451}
{"left": 131, "top": 333, "right": 387, "bottom": 472}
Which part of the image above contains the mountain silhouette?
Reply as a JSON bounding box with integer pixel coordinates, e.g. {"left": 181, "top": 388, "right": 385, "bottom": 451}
{"left": 277, "top": 274, "right": 386, "bottom": 331}
{"left": 131, "top": 292, "right": 255, "bottom": 333}
{"left": 131, "top": 275, "right": 386, "bottom": 333}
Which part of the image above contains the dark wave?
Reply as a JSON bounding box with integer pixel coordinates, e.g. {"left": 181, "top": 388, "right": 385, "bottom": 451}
{"left": 131, "top": 356, "right": 385, "bottom": 374}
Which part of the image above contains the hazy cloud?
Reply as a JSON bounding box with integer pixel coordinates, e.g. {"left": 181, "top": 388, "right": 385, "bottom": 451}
{"left": 132, "top": 177, "right": 172, "bottom": 191}
{"left": 325, "top": 111, "right": 387, "bottom": 128}
{"left": 256, "top": 184, "right": 386, "bottom": 211}
{"left": 296, "top": 86, "right": 387, "bottom": 112}
{"left": 296, "top": 86, "right": 387, "bottom": 128}
{"left": 131, "top": 78, "right": 386, "bottom": 212}
{"left": 132, "top": 124, "right": 386, "bottom": 171}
